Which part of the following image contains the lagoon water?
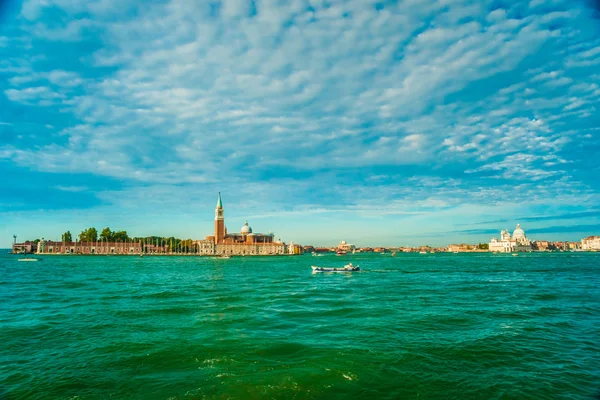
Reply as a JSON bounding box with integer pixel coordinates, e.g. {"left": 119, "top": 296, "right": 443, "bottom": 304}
{"left": 1, "top": 252, "right": 599, "bottom": 399}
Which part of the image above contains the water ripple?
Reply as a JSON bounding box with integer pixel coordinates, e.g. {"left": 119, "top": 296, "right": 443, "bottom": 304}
{"left": 1, "top": 253, "right": 599, "bottom": 399}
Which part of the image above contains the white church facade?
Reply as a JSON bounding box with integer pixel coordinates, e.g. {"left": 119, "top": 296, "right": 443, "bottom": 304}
{"left": 489, "top": 224, "right": 533, "bottom": 253}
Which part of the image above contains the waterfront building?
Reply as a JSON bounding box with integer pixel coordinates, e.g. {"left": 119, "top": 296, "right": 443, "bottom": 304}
{"left": 288, "top": 241, "right": 302, "bottom": 255}
{"left": 447, "top": 244, "right": 479, "bottom": 252}
{"left": 11, "top": 241, "right": 38, "bottom": 254}
{"left": 489, "top": 224, "right": 532, "bottom": 253}
{"left": 581, "top": 236, "right": 600, "bottom": 251}
{"left": 337, "top": 240, "right": 356, "bottom": 253}
{"left": 144, "top": 244, "right": 169, "bottom": 254}
{"left": 36, "top": 238, "right": 142, "bottom": 254}
{"left": 302, "top": 245, "right": 316, "bottom": 253}
{"left": 204, "top": 193, "right": 287, "bottom": 256}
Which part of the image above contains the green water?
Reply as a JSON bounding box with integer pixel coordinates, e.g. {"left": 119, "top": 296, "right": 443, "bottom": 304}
{"left": 1, "top": 252, "right": 599, "bottom": 399}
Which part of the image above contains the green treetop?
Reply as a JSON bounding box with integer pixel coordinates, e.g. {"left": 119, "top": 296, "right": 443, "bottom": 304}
{"left": 62, "top": 231, "right": 72, "bottom": 242}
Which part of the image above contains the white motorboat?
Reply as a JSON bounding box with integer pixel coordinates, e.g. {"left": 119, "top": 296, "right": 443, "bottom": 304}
{"left": 18, "top": 257, "right": 40, "bottom": 262}
{"left": 312, "top": 263, "right": 360, "bottom": 272}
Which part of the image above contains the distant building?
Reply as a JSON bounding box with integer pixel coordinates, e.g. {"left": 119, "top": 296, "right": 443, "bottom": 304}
{"left": 288, "top": 241, "right": 302, "bottom": 255}
{"left": 337, "top": 240, "right": 356, "bottom": 252}
{"left": 204, "top": 193, "right": 288, "bottom": 256}
{"left": 581, "top": 236, "right": 600, "bottom": 251}
{"left": 489, "top": 224, "right": 532, "bottom": 253}
{"left": 532, "top": 240, "right": 550, "bottom": 251}
{"left": 302, "top": 245, "right": 316, "bottom": 253}
{"left": 11, "top": 241, "right": 38, "bottom": 254}
{"left": 37, "top": 238, "right": 142, "bottom": 254}
{"left": 447, "top": 244, "right": 477, "bottom": 252}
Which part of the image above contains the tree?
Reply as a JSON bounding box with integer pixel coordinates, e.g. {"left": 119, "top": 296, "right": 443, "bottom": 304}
{"left": 62, "top": 231, "right": 72, "bottom": 242}
{"left": 79, "top": 227, "right": 99, "bottom": 242}
{"left": 112, "top": 230, "right": 129, "bottom": 242}
{"left": 87, "top": 227, "right": 98, "bottom": 242}
{"left": 100, "top": 227, "right": 113, "bottom": 242}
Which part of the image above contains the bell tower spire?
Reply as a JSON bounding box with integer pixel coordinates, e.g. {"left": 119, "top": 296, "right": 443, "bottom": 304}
{"left": 214, "top": 192, "right": 225, "bottom": 244}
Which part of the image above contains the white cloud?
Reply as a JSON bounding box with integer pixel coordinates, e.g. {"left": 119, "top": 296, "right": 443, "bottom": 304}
{"left": 1, "top": 0, "right": 598, "bottom": 214}
{"left": 4, "top": 86, "right": 63, "bottom": 102}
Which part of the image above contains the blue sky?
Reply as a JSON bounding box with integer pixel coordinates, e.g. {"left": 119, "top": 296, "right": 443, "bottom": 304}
{"left": 1, "top": 0, "right": 600, "bottom": 248}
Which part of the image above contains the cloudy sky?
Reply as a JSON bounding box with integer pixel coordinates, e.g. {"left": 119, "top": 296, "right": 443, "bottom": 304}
{"left": 1, "top": 0, "right": 599, "bottom": 247}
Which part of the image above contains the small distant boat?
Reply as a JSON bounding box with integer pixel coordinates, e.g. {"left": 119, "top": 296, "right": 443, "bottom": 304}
{"left": 18, "top": 257, "right": 40, "bottom": 262}
{"left": 219, "top": 255, "right": 231, "bottom": 259}
{"left": 391, "top": 252, "right": 396, "bottom": 256}
{"left": 453, "top": 251, "right": 459, "bottom": 254}
{"left": 419, "top": 251, "right": 427, "bottom": 254}
{"left": 312, "top": 264, "right": 359, "bottom": 272}
{"left": 512, "top": 253, "right": 518, "bottom": 256}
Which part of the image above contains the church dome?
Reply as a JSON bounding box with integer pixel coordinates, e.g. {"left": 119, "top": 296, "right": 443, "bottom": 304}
{"left": 512, "top": 224, "right": 525, "bottom": 239}
{"left": 241, "top": 221, "right": 252, "bottom": 234}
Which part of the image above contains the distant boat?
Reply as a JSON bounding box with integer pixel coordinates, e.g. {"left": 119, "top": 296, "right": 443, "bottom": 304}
{"left": 312, "top": 264, "right": 359, "bottom": 272}
{"left": 18, "top": 257, "right": 40, "bottom": 262}
{"left": 391, "top": 252, "right": 396, "bottom": 256}
{"left": 219, "top": 255, "right": 231, "bottom": 259}
{"left": 453, "top": 251, "right": 459, "bottom": 254}
{"left": 512, "top": 253, "right": 518, "bottom": 256}
{"left": 419, "top": 251, "right": 427, "bottom": 254}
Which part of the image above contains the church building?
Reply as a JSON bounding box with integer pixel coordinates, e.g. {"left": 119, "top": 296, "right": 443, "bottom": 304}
{"left": 488, "top": 224, "right": 533, "bottom": 253}
{"left": 195, "top": 193, "right": 287, "bottom": 256}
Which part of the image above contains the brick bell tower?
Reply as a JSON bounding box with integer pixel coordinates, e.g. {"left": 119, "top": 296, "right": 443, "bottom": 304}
{"left": 214, "top": 192, "right": 225, "bottom": 244}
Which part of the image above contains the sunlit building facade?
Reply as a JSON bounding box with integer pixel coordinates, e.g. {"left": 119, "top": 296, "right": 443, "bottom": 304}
{"left": 489, "top": 224, "right": 532, "bottom": 253}
{"left": 203, "top": 193, "right": 287, "bottom": 255}
{"left": 581, "top": 236, "right": 600, "bottom": 251}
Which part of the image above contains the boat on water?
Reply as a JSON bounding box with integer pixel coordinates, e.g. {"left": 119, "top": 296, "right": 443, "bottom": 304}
{"left": 512, "top": 253, "right": 518, "bottom": 256}
{"left": 218, "top": 255, "right": 231, "bottom": 259}
{"left": 18, "top": 257, "right": 40, "bottom": 262}
{"left": 419, "top": 251, "right": 427, "bottom": 254}
{"left": 312, "top": 263, "right": 359, "bottom": 272}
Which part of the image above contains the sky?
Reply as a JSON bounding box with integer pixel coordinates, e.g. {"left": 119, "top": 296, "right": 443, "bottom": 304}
{"left": 1, "top": 0, "right": 600, "bottom": 248}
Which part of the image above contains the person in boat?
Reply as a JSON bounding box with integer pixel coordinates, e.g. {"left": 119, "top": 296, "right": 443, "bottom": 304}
{"left": 344, "top": 263, "right": 354, "bottom": 270}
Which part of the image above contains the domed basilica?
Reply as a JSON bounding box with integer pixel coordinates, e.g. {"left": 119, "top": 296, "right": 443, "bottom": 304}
{"left": 489, "top": 224, "right": 532, "bottom": 253}
{"left": 195, "top": 193, "right": 290, "bottom": 256}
